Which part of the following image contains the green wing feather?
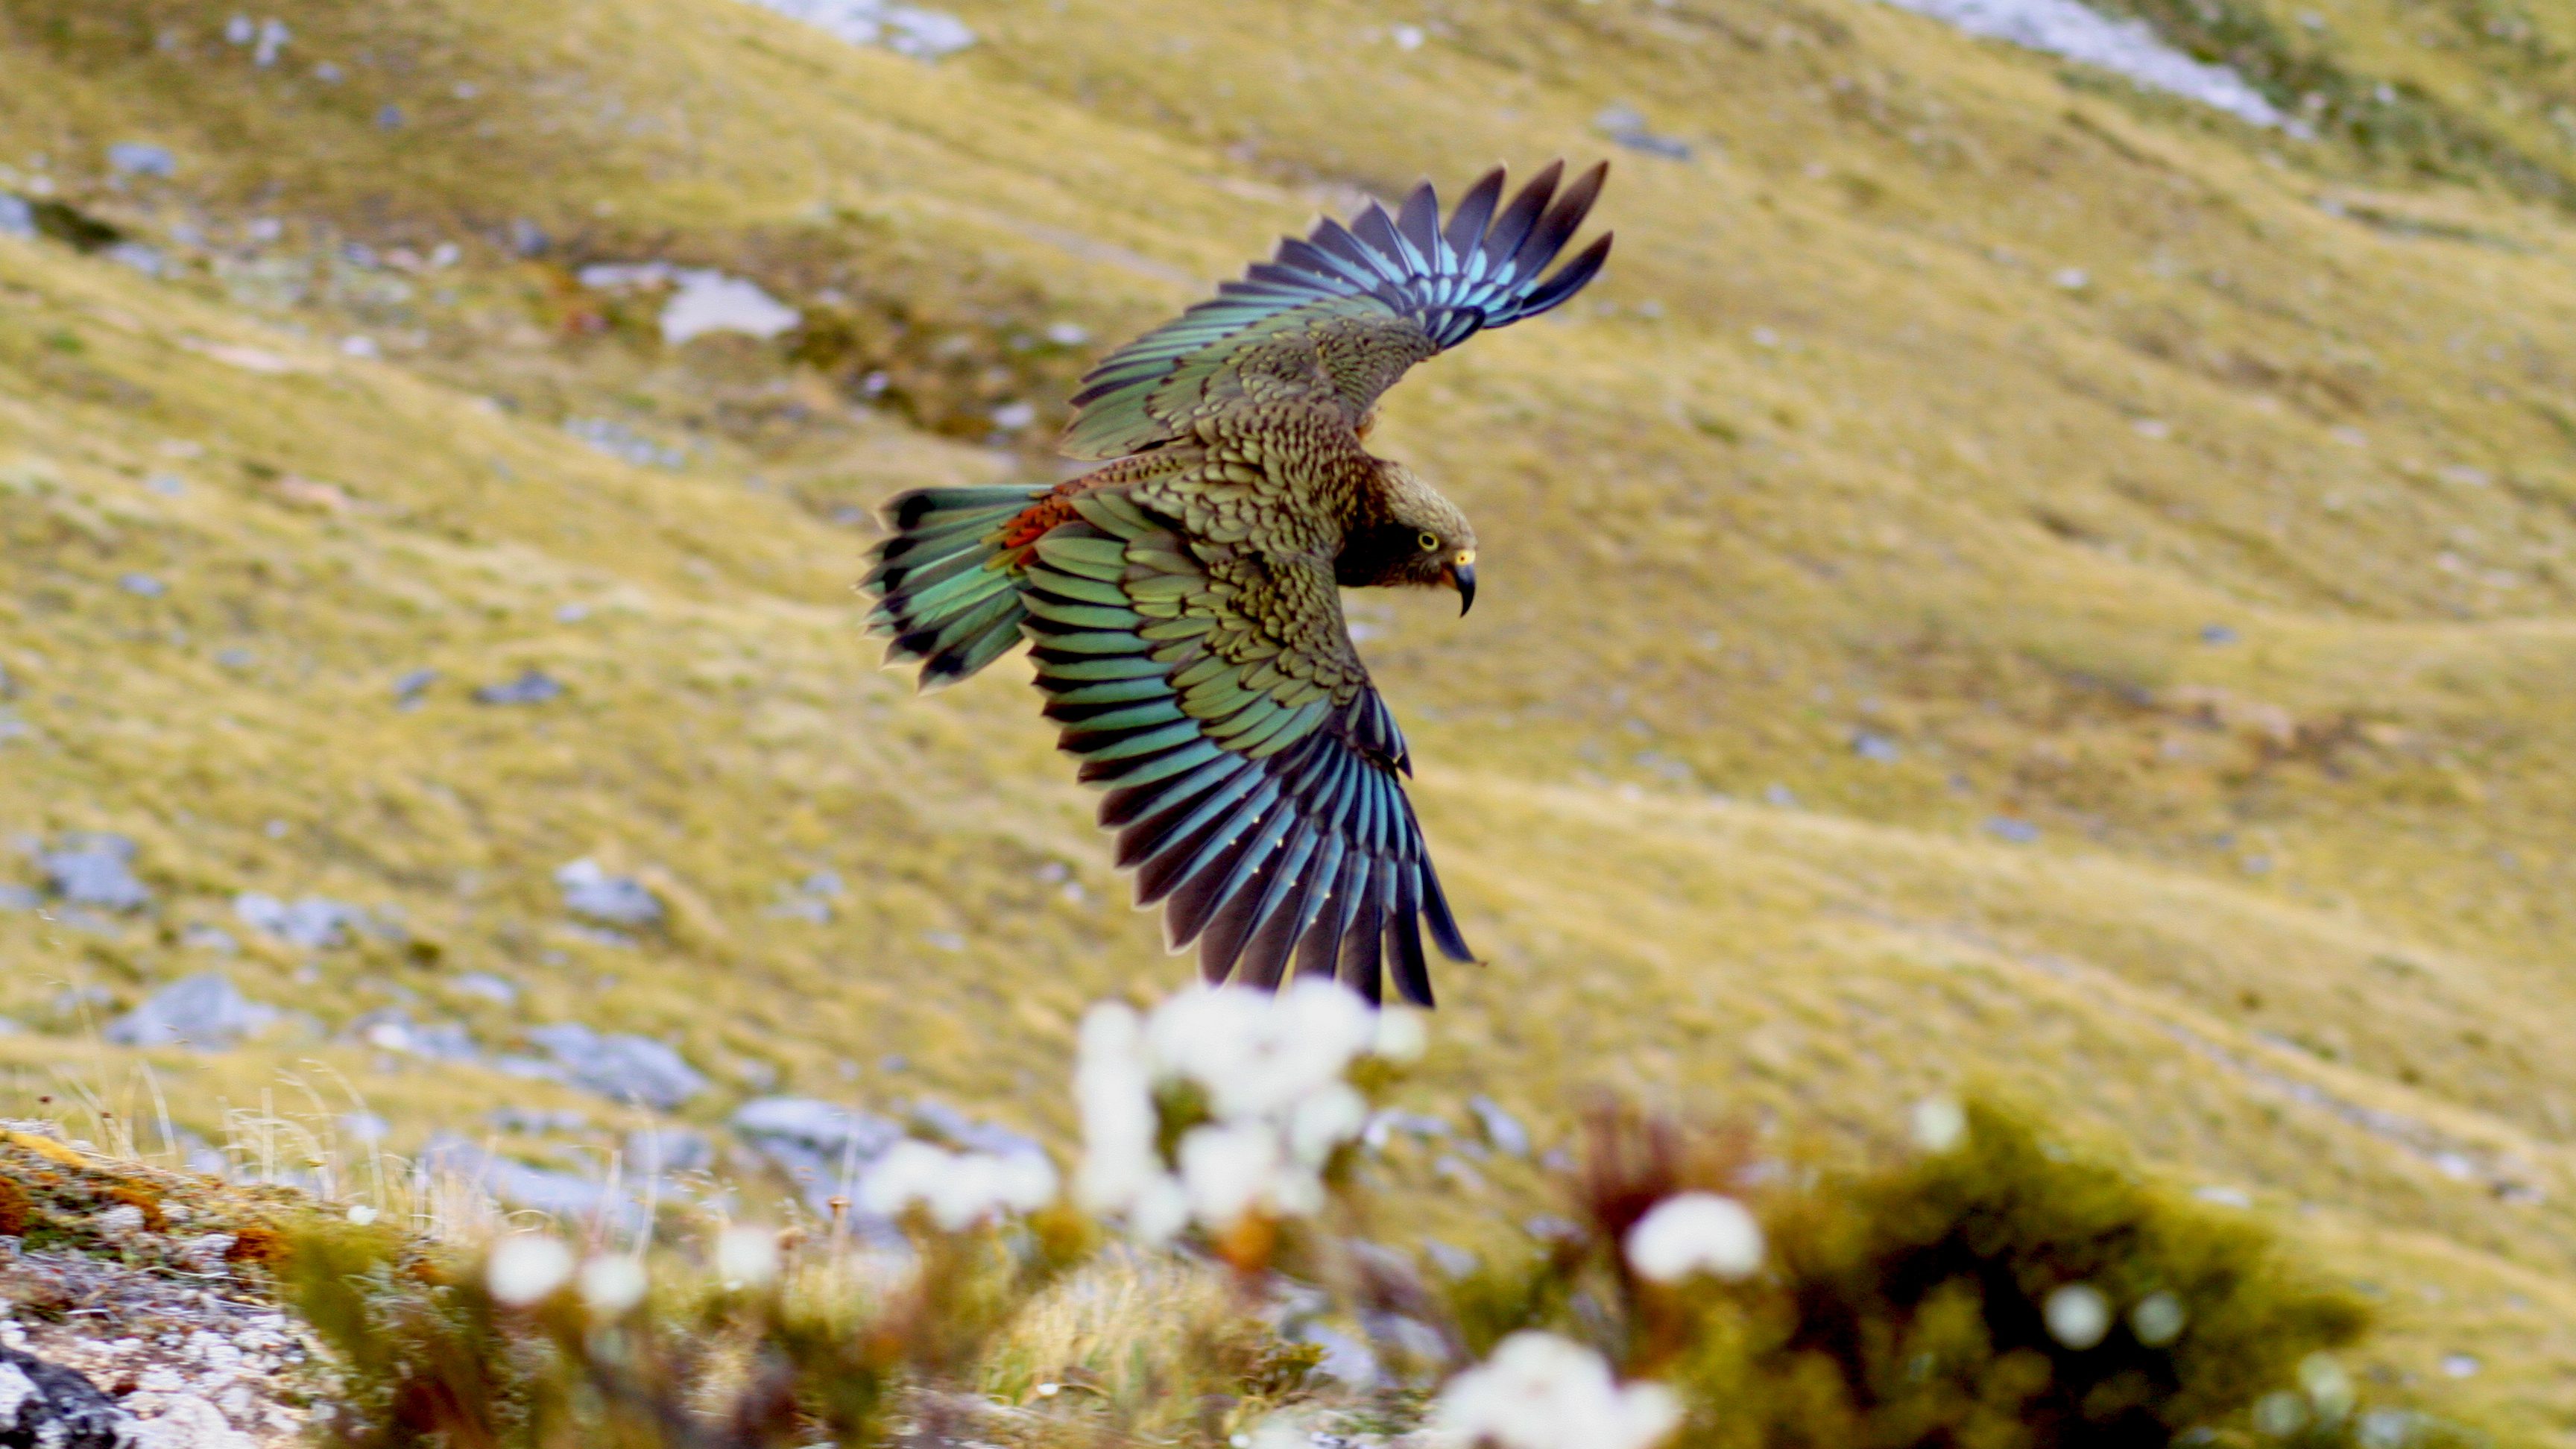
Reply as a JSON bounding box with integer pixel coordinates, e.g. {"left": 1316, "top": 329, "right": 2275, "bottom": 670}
{"left": 1017, "top": 496, "right": 1474, "bottom": 1005}
{"left": 1061, "top": 161, "right": 1614, "bottom": 459}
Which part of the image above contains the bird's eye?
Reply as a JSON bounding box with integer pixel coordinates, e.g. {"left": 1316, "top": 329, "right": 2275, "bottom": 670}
{"left": 1417, "top": 531, "right": 1440, "bottom": 552}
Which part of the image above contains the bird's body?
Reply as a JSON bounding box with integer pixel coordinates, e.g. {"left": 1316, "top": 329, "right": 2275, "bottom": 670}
{"left": 863, "top": 162, "right": 1613, "bottom": 1006}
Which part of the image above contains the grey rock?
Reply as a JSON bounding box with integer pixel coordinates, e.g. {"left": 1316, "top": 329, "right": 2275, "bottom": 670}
{"left": 350, "top": 1008, "right": 479, "bottom": 1061}
{"left": 42, "top": 836, "right": 148, "bottom": 911}
{"left": 180, "top": 924, "right": 238, "bottom": 953}
{"left": 1612, "top": 130, "right": 1692, "bottom": 160}
{"left": 1983, "top": 815, "right": 2041, "bottom": 845}
{"left": 0, "top": 1344, "right": 138, "bottom": 1449}
{"left": 1524, "top": 1213, "right": 1585, "bottom": 1242}
{"left": 0, "top": 885, "right": 37, "bottom": 911}
{"left": 490, "top": 1053, "right": 569, "bottom": 1084}
{"left": 1467, "top": 1095, "right": 1532, "bottom": 1157}
{"left": 739, "top": 0, "right": 979, "bottom": 60}
{"left": 419, "top": 1134, "right": 645, "bottom": 1231}
{"left": 446, "top": 971, "right": 519, "bottom": 1006}
{"left": 555, "top": 859, "right": 662, "bottom": 926}
{"left": 101, "top": 242, "right": 162, "bottom": 277}
{"left": 488, "top": 1106, "right": 588, "bottom": 1134}
{"left": 1292, "top": 1321, "right": 1380, "bottom": 1389}
{"left": 473, "top": 669, "right": 564, "bottom": 705}
{"left": 234, "top": 891, "right": 364, "bottom": 948}
{"left": 1363, "top": 1110, "right": 1452, "bottom": 1150}
{"left": 626, "top": 1126, "right": 712, "bottom": 1174}
{"left": 103, "top": 973, "right": 277, "bottom": 1049}
{"left": 527, "top": 1023, "right": 705, "bottom": 1108}
{"left": 0, "top": 195, "right": 32, "bottom": 240}
{"left": 393, "top": 668, "right": 439, "bottom": 704}
{"left": 2200, "top": 622, "right": 2241, "bottom": 645}
{"left": 106, "top": 142, "right": 176, "bottom": 177}
{"left": 732, "top": 1096, "right": 903, "bottom": 1213}
{"left": 1421, "top": 1237, "right": 1480, "bottom": 1278}
{"left": 911, "top": 1098, "right": 1044, "bottom": 1162}
{"left": 733, "top": 1096, "right": 902, "bottom": 1157}
{"left": 558, "top": 922, "right": 637, "bottom": 949}
{"left": 1851, "top": 730, "right": 1903, "bottom": 763}
{"left": 563, "top": 417, "right": 688, "bottom": 470}
{"left": 1593, "top": 104, "right": 1692, "bottom": 160}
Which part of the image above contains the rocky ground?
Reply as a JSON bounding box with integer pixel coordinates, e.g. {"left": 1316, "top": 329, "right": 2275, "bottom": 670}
{"left": 0, "top": 1124, "right": 330, "bottom": 1446}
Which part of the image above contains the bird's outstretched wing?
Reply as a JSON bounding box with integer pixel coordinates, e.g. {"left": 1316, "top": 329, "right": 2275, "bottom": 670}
{"left": 1017, "top": 489, "right": 1474, "bottom": 1006}
{"left": 1061, "top": 161, "right": 1614, "bottom": 460}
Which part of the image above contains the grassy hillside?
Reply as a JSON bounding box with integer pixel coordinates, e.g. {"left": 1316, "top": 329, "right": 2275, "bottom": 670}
{"left": 7, "top": 0, "right": 2576, "bottom": 1433}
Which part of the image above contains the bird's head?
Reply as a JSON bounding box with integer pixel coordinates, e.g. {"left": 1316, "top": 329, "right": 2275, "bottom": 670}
{"left": 1341, "top": 462, "right": 1480, "bottom": 614}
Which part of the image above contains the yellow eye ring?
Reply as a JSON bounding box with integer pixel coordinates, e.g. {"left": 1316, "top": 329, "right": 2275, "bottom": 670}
{"left": 1417, "top": 531, "right": 1440, "bottom": 551}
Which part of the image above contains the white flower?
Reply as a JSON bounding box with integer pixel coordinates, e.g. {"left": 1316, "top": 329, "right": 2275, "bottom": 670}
{"left": 1428, "top": 1331, "right": 1681, "bottom": 1449}
{"left": 2044, "top": 1283, "right": 2110, "bottom": 1349}
{"left": 1276, "top": 977, "right": 1378, "bottom": 1064}
{"left": 1149, "top": 982, "right": 1373, "bottom": 1121}
{"left": 1075, "top": 1003, "right": 1162, "bottom": 1206}
{"left": 578, "top": 1255, "right": 648, "bottom": 1315}
{"left": 715, "top": 1225, "right": 779, "bottom": 1289}
{"left": 1180, "top": 1121, "right": 1286, "bottom": 1227}
{"left": 1624, "top": 1193, "right": 1764, "bottom": 1284}
{"left": 1127, "top": 1172, "right": 1190, "bottom": 1246}
{"left": 487, "top": 1235, "right": 573, "bottom": 1307}
{"left": 966, "top": 1149, "right": 1061, "bottom": 1218}
{"left": 344, "top": 1205, "right": 378, "bottom": 1225}
{"left": 1372, "top": 1007, "right": 1427, "bottom": 1061}
{"left": 1288, "top": 1082, "right": 1368, "bottom": 1166}
{"left": 862, "top": 1140, "right": 1059, "bottom": 1231}
{"left": 1078, "top": 982, "right": 1409, "bottom": 1240}
{"left": 859, "top": 1139, "right": 950, "bottom": 1219}
{"left": 1911, "top": 1096, "right": 1967, "bottom": 1152}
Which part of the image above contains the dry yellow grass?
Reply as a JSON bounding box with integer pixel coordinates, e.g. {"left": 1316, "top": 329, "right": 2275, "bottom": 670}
{"left": 6, "top": 0, "right": 2576, "bottom": 1434}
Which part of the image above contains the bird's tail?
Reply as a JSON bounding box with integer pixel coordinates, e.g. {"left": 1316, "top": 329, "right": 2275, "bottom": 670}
{"left": 863, "top": 484, "right": 1046, "bottom": 689}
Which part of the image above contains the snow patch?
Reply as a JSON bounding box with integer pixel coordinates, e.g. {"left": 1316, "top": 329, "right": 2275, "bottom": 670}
{"left": 1868, "top": 0, "right": 2300, "bottom": 132}
{"left": 735, "top": 0, "right": 976, "bottom": 60}
{"left": 577, "top": 263, "right": 801, "bottom": 346}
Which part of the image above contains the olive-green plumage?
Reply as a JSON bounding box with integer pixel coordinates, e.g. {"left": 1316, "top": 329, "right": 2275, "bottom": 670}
{"left": 864, "top": 162, "right": 1614, "bottom": 1006}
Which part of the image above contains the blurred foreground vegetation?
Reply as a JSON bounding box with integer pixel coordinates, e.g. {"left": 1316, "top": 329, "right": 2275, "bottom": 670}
{"left": 264, "top": 1091, "right": 2481, "bottom": 1447}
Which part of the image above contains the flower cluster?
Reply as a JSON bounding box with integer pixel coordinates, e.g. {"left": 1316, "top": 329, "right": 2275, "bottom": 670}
{"left": 859, "top": 1138, "right": 1059, "bottom": 1231}
{"left": 1427, "top": 1331, "right": 1681, "bottom": 1449}
{"left": 1075, "top": 979, "right": 1405, "bottom": 1241}
{"left": 1623, "top": 1192, "right": 1764, "bottom": 1284}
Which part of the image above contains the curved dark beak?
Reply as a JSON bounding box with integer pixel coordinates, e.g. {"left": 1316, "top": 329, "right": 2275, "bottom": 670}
{"left": 1452, "top": 561, "right": 1477, "bottom": 616}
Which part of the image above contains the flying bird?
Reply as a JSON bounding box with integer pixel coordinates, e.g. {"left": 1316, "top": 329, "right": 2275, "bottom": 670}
{"left": 863, "top": 162, "right": 1614, "bottom": 1006}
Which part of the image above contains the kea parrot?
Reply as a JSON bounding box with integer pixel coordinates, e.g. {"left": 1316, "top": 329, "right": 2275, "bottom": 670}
{"left": 863, "top": 162, "right": 1614, "bottom": 1006}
